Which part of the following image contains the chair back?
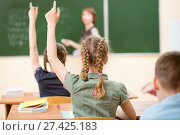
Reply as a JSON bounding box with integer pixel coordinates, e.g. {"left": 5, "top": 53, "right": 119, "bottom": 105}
{"left": 42, "top": 96, "right": 71, "bottom": 104}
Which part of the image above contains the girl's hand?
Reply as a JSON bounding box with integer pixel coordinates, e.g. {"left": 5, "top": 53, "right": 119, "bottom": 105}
{"left": 61, "top": 39, "right": 73, "bottom": 46}
{"left": 28, "top": 2, "right": 38, "bottom": 23}
{"left": 141, "top": 82, "right": 157, "bottom": 96}
{"left": 45, "top": 1, "right": 60, "bottom": 26}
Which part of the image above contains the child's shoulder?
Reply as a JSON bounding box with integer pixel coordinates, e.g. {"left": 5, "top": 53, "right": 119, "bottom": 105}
{"left": 105, "top": 80, "right": 127, "bottom": 92}
{"left": 105, "top": 80, "right": 129, "bottom": 103}
{"left": 34, "top": 66, "right": 58, "bottom": 82}
{"left": 140, "top": 104, "right": 160, "bottom": 120}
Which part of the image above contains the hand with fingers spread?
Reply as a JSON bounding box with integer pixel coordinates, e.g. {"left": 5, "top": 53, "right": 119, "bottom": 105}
{"left": 45, "top": 1, "right": 60, "bottom": 25}
{"left": 28, "top": 2, "right": 38, "bottom": 23}
{"left": 141, "top": 82, "right": 157, "bottom": 96}
{"left": 61, "top": 39, "right": 73, "bottom": 47}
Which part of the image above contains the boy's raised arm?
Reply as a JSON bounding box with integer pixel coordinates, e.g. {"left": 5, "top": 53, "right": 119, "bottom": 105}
{"left": 45, "top": 1, "right": 67, "bottom": 83}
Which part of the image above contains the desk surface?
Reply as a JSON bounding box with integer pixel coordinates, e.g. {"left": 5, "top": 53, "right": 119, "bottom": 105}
{"left": 116, "top": 100, "right": 157, "bottom": 119}
{"left": 0, "top": 91, "right": 137, "bottom": 105}
{"left": 0, "top": 92, "right": 40, "bottom": 104}
{"left": 7, "top": 100, "right": 157, "bottom": 120}
{"left": 7, "top": 103, "right": 72, "bottom": 120}
{"left": 131, "top": 100, "right": 157, "bottom": 116}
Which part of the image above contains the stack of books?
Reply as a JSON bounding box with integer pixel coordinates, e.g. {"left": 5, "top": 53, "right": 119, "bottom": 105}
{"left": 4, "top": 86, "right": 24, "bottom": 97}
{"left": 18, "top": 98, "right": 48, "bottom": 113}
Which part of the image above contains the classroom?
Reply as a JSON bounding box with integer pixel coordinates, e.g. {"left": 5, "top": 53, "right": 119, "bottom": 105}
{"left": 0, "top": 0, "right": 180, "bottom": 122}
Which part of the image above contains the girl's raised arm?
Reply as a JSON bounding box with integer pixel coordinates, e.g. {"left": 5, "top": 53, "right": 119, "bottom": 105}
{"left": 45, "top": 1, "right": 67, "bottom": 83}
{"left": 28, "top": 2, "right": 40, "bottom": 72}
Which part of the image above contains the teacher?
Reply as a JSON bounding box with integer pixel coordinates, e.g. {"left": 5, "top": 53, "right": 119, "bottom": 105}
{"left": 61, "top": 7, "right": 100, "bottom": 55}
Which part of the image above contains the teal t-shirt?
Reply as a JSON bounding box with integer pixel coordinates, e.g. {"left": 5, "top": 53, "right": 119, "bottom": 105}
{"left": 64, "top": 72, "right": 129, "bottom": 118}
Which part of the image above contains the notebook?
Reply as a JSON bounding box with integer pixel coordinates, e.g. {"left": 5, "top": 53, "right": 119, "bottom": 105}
{"left": 22, "top": 98, "right": 48, "bottom": 108}
{"left": 61, "top": 111, "right": 74, "bottom": 119}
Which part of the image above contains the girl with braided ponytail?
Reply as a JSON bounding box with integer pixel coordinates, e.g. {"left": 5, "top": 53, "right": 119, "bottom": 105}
{"left": 28, "top": 2, "right": 70, "bottom": 97}
{"left": 46, "top": 1, "right": 136, "bottom": 119}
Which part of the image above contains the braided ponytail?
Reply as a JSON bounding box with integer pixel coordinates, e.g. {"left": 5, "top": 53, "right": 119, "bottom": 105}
{"left": 80, "top": 37, "right": 109, "bottom": 100}
{"left": 80, "top": 42, "right": 90, "bottom": 81}
{"left": 44, "top": 57, "right": 47, "bottom": 71}
{"left": 43, "top": 48, "right": 48, "bottom": 71}
{"left": 95, "top": 38, "right": 106, "bottom": 100}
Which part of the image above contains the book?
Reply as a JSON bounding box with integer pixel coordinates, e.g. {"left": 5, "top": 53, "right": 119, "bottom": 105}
{"left": 4, "top": 86, "right": 24, "bottom": 97}
{"left": 6, "top": 86, "right": 23, "bottom": 92}
{"left": 22, "top": 98, "right": 48, "bottom": 108}
{"left": 18, "top": 102, "right": 48, "bottom": 113}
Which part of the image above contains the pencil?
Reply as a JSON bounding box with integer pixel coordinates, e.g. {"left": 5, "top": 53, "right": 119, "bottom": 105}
{"left": 57, "top": 104, "right": 60, "bottom": 109}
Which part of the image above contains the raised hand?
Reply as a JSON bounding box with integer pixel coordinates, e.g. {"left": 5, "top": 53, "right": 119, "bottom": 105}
{"left": 141, "top": 82, "right": 157, "bottom": 96}
{"left": 28, "top": 2, "right": 38, "bottom": 22}
{"left": 45, "top": 1, "right": 60, "bottom": 25}
{"left": 61, "top": 39, "right": 72, "bottom": 46}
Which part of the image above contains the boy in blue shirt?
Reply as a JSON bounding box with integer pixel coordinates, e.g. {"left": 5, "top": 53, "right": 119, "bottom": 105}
{"left": 141, "top": 51, "right": 180, "bottom": 120}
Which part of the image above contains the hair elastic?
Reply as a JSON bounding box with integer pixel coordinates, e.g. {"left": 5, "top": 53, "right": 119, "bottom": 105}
{"left": 99, "top": 73, "right": 102, "bottom": 77}
{"left": 85, "top": 73, "right": 88, "bottom": 77}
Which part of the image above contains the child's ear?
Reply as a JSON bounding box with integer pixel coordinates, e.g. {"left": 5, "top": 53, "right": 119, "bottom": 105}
{"left": 104, "top": 56, "right": 108, "bottom": 64}
{"left": 153, "top": 77, "right": 159, "bottom": 91}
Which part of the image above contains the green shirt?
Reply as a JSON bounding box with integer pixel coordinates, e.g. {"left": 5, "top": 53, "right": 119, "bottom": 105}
{"left": 64, "top": 72, "right": 129, "bottom": 118}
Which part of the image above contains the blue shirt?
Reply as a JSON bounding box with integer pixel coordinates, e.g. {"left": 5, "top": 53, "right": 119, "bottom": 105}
{"left": 140, "top": 93, "right": 180, "bottom": 120}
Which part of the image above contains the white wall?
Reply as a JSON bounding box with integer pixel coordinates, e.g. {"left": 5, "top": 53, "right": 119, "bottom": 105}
{"left": 160, "top": 0, "right": 180, "bottom": 53}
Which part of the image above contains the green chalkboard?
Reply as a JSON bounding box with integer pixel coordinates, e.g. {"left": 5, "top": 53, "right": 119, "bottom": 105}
{"left": 0, "top": 0, "right": 104, "bottom": 56}
{"left": 109, "top": 0, "right": 159, "bottom": 53}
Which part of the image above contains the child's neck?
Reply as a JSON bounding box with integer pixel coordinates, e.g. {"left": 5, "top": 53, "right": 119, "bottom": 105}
{"left": 89, "top": 65, "right": 99, "bottom": 73}
{"left": 158, "top": 89, "right": 179, "bottom": 101}
{"left": 85, "top": 23, "right": 94, "bottom": 31}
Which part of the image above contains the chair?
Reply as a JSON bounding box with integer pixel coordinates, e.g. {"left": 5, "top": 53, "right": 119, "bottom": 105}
{"left": 42, "top": 96, "right": 71, "bottom": 104}
{"left": 67, "top": 117, "right": 117, "bottom": 120}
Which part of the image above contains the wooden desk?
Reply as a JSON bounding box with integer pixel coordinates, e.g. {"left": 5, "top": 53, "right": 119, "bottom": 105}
{"left": 128, "top": 91, "right": 138, "bottom": 99}
{"left": 0, "top": 92, "right": 40, "bottom": 104}
{"left": 116, "top": 100, "right": 158, "bottom": 120}
{"left": 0, "top": 92, "right": 40, "bottom": 119}
{"left": 7, "top": 100, "right": 157, "bottom": 120}
{"left": 131, "top": 100, "right": 157, "bottom": 117}
{"left": 7, "top": 103, "right": 72, "bottom": 120}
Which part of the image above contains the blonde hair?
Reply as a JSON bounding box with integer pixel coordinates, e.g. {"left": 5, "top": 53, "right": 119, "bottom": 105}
{"left": 80, "top": 36, "right": 109, "bottom": 99}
